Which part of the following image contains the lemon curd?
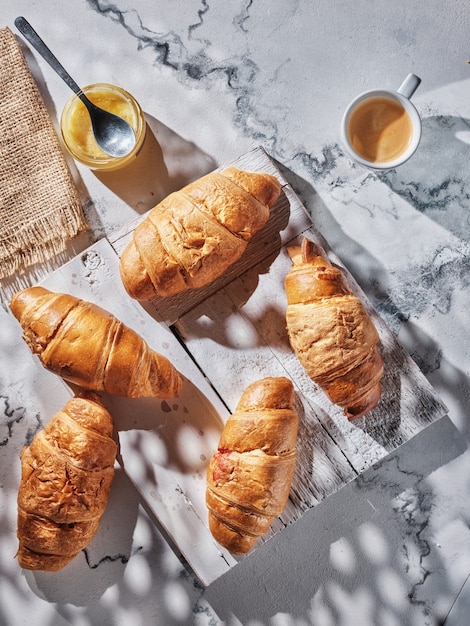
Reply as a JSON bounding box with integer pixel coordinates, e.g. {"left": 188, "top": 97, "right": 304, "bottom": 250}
{"left": 60, "top": 83, "right": 146, "bottom": 171}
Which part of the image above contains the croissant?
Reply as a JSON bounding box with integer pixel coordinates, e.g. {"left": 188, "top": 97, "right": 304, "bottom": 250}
{"left": 10, "top": 286, "right": 182, "bottom": 398}
{"left": 119, "top": 167, "right": 281, "bottom": 300}
{"left": 284, "top": 238, "right": 384, "bottom": 419}
{"left": 206, "top": 376, "right": 298, "bottom": 554}
{"left": 16, "top": 393, "right": 117, "bottom": 571}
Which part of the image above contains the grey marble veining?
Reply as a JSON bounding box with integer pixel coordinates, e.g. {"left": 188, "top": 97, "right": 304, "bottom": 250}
{"left": 1, "top": 0, "right": 470, "bottom": 624}
{"left": 75, "top": 1, "right": 470, "bottom": 388}
{"left": 207, "top": 416, "right": 470, "bottom": 624}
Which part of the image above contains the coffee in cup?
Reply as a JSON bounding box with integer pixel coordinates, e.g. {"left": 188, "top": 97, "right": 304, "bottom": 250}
{"left": 341, "top": 74, "right": 422, "bottom": 170}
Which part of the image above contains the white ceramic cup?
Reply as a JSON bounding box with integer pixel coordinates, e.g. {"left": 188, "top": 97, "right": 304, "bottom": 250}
{"left": 341, "top": 73, "right": 422, "bottom": 170}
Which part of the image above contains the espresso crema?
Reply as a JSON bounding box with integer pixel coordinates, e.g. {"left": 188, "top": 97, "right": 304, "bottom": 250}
{"left": 347, "top": 96, "right": 413, "bottom": 163}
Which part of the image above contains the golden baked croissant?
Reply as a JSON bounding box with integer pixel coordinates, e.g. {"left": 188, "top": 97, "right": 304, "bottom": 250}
{"left": 206, "top": 376, "right": 298, "bottom": 554}
{"left": 16, "top": 393, "right": 117, "bottom": 571}
{"left": 285, "top": 238, "right": 384, "bottom": 420}
{"left": 119, "top": 167, "right": 282, "bottom": 300}
{"left": 10, "top": 286, "right": 182, "bottom": 398}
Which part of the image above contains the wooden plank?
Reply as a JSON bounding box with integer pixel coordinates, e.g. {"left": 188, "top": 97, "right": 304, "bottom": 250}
{"left": 28, "top": 147, "right": 448, "bottom": 587}
{"left": 38, "top": 238, "right": 238, "bottom": 585}
{"left": 173, "top": 220, "right": 447, "bottom": 556}
{"left": 176, "top": 230, "right": 447, "bottom": 474}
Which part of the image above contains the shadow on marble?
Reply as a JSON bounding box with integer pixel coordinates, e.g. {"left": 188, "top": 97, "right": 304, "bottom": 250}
{"left": 206, "top": 415, "right": 469, "bottom": 625}
{"left": 19, "top": 468, "right": 140, "bottom": 606}
{"left": 276, "top": 158, "right": 470, "bottom": 445}
{"left": 92, "top": 115, "right": 217, "bottom": 214}
{"left": 397, "top": 319, "right": 470, "bottom": 443}
{"left": 379, "top": 114, "right": 470, "bottom": 242}
{"left": 17, "top": 31, "right": 217, "bottom": 213}
{"left": 10, "top": 463, "right": 208, "bottom": 624}
{"left": 444, "top": 571, "right": 470, "bottom": 626}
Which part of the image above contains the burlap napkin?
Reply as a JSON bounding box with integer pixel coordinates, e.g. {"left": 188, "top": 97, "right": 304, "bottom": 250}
{"left": 0, "top": 27, "right": 88, "bottom": 282}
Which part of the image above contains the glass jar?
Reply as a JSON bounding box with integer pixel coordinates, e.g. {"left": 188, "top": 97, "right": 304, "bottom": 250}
{"left": 60, "top": 83, "right": 146, "bottom": 171}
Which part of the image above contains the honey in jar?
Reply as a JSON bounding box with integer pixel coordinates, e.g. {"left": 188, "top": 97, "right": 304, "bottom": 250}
{"left": 60, "top": 83, "right": 146, "bottom": 171}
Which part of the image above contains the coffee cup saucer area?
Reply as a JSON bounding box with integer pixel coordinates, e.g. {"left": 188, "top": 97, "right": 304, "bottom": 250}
{"left": 341, "top": 73, "right": 422, "bottom": 171}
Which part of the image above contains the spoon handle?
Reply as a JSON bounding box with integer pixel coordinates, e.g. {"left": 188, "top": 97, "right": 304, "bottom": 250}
{"left": 14, "top": 17, "right": 83, "bottom": 97}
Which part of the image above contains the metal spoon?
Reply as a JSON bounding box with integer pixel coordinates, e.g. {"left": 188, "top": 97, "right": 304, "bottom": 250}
{"left": 14, "top": 16, "right": 136, "bottom": 158}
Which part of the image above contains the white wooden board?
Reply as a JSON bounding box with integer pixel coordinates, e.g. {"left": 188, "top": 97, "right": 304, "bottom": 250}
{"left": 22, "top": 146, "right": 447, "bottom": 587}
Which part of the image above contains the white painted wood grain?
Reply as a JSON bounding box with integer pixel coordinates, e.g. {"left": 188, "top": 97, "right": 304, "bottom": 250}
{"left": 176, "top": 232, "right": 447, "bottom": 473}
{"left": 39, "top": 238, "right": 238, "bottom": 585}
{"left": 31, "top": 147, "right": 447, "bottom": 586}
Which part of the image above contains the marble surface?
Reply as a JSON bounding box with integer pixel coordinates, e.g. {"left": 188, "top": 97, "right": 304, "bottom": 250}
{"left": 1, "top": 1, "right": 470, "bottom": 625}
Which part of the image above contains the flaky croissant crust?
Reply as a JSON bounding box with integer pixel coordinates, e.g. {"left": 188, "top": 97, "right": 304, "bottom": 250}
{"left": 206, "top": 376, "right": 298, "bottom": 554}
{"left": 285, "top": 238, "right": 384, "bottom": 419}
{"left": 119, "top": 167, "right": 282, "bottom": 300}
{"left": 16, "top": 394, "right": 117, "bottom": 571}
{"left": 10, "top": 286, "right": 182, "bottom": 398}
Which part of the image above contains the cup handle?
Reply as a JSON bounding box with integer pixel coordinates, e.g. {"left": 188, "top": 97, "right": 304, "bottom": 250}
{"left": 397, "top": 73, "right": 421, "bottom": 99}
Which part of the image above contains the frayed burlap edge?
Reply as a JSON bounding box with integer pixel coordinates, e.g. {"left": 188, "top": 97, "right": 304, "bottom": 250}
{"left": 0, "top": 27, "right": 88, "bottom": 282}
{"left": 0, "top": 203, "right": 87, "bottom": 280}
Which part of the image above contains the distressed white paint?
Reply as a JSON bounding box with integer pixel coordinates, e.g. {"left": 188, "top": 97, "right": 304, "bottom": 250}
{"left": 33, "top": 149, "right": 447, "bottom": 586}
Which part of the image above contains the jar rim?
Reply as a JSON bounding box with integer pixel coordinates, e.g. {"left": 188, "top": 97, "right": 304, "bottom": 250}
{"left": 60, "top": 83, "right": 146, "bottom": 170}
